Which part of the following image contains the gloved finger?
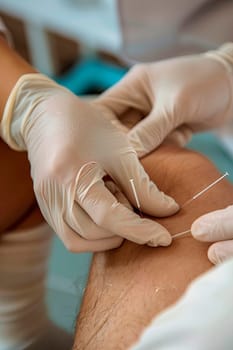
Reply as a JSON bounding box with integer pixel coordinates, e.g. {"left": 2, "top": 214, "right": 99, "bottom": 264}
{"left": 163, "top": 125, "right": 193, "bottom": 147}
{"left": 66, "top": 202, "right": 117, "bottom": 240}
{"left": 93, "top": 64, "right": 151, "bottom": 120}
{"left": 61, "top": 221, "right": 123, "bottom": 252}
{"left": 92, "top": 97, "right": 143, "bottom": 134}
{"left": 128, "top": 106, "right": 178, "bottom": 158}
{"left": 35, "top": 167, "right": 122, "bottom": 243}
{"left": 106, "top": 151, "right": 179, "bottom": 217}
{"left": 208, "top": 240, "right": 233, "bottom": 265}
{"left": 65, "top": 173, "right": 133, "bottom": 241}
{"left": 191, "top": 205, "right": 233, "bottom": 242}
{"left": 75, "top": 162, "right": 172, "bottom": 247}
{"left": 105, "top": 180, "right": 133, "bottom": 211}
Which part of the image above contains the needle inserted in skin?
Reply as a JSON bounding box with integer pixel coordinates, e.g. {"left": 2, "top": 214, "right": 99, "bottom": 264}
{"left": 172, "top": 172, "right": 229, "bottom": 240}
{"left": 172, "top": 229, "right": 191, "bottom": 240}
{"left": 181, "top": 172, "right": 229, "bottom": 208}
{"left": 130, "top": 179, "right": 143, "bottom": 217}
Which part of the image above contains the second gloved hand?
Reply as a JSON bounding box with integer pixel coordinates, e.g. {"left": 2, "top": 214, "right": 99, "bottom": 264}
{"left": 0, "top": 74, "right": 179, "bottom": 252}
{"left": 192, "top": 205, "right": 233, "bottom": 264}
{"left": 95, "top": 44, "right": 233, "bottom": 157}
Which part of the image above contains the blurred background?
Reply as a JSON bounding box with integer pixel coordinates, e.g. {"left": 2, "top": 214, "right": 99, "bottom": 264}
{"left": 1, "top": 0, "right": 233, "bottom": 94}
{"left": 1, "top": 0, "right": 233, "bottom": 337}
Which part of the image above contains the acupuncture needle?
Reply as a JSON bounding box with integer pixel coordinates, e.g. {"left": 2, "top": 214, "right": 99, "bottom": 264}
{"left": 173, "top": 172, "right": 229, "bottom": 239}
{"left": 172, "top": 229, "right": 191, "bottom": 240}
{"left": 181, "top": 171, "right": 229, "bottom": 208}
{"left": 130, "top": 171, "right": 229, "bottom": 238}
{"left": 130, "top": 179, "right": 143, "bottom": 217}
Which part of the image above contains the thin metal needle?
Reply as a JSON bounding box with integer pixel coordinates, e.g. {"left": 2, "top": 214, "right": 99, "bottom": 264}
{"left": 130, "top": 178, "right": 143, "bottom": 217}
{"left": 172, "top": 229, "right": 191, "bottom": 239}
{"left": 181, "top": 171, "right": 229, "bottom": 208}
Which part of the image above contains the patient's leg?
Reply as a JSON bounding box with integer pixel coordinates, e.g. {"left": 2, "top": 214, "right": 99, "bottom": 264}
{"left": 74, "top": 144, "right": 233, "bottom": 350}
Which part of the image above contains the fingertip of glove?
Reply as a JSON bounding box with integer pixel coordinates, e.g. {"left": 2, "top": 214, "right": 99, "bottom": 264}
{"left": 208, "top": 241, "right": 233, "bottom": 265}
{"left": 165, "top": 196, "right": 180, "bottom": 214}
{"left": 208, "top": 244, "right": 220, "bottom": 265}
{"left": 147, "top": 230, "right": 172, "bottom": 247}
{"left": 149, "top": 195, "right": 180, "bottom": 217}
{"left": 191, "top": 218, "right": 211, "bottom": 241}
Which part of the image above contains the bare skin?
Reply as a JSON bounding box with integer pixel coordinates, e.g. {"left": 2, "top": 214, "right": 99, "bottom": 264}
{"left": 74, "top": 144, "right": 233, "bottom": 350}
{"left": 0, "top": 35, "right": 40, "bottom": 233}
{"left": 0, "top": 138, "right": 41, "bottom": 232}
{"left": 0, "top": 36, "right": 36, "bottom": 118}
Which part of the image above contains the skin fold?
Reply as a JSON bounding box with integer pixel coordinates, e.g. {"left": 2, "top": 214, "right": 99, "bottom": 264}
{"left": 74, "top": 144, "right": 233, "bottom": 350}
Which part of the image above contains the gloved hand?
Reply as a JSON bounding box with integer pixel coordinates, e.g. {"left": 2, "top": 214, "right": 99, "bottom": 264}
{"left": 0, "top": 74, "right": 179, "bottom": 252}
{"left": 191, "top": 205, "right": 233, "bottom": 264}
{"left": 132, "top": 257, "right": 233, "bottom": 350}
{"left": 95, "top": 44, "right": 233, "bottom": 157}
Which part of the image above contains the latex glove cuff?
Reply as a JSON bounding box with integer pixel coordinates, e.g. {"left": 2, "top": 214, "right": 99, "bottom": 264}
{"left": 0, "top": 73, "right": 64, "bottom": 150}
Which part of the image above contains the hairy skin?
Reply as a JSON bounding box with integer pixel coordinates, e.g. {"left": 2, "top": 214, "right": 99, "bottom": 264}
{"left": 74, "top": 144, "right": 233, "bottom": 350}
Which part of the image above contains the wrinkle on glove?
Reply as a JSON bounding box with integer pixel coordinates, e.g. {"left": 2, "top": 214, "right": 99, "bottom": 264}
{"left": 0, "top": 73, "right": 179, "bottom": 252}
{"left": 132, "top": 258, "right": 233, "bottom": 350}
{"left": 192, "top": 205, "right": 233, "bottom": 264}
{"left": 75, "top": 162, "right": 173, "bottom": 246}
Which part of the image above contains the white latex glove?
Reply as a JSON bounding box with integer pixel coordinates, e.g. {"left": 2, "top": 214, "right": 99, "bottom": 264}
{"left": 132, "top": 258, "right": 233, "bottom": 350}
{"left": 191, "top": 205, "right": 233, "bottom": 264}
{"left": 0, "top": 74, "right": 179, "bottom": 252}
{"left": 95, "top": 43, "right": 233, "bottom": 157}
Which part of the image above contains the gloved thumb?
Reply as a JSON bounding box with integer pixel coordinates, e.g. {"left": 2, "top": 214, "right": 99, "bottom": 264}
{"left": 207, "top": 240, "right": 233, "bottom": 265}
{"left": 191, "top": 206, "right": 233, "bottom": 264}
{"left": 191, "top": 206, "right": 233, "bottom": 242}
{"left": 93, "top": 64, "right": 151, "bottom": 121}
{"left": 128, "top": 107, "right": 176, "bottom": 158}
{"left": 163, "top": 125, "right": 193, "bottom": 147}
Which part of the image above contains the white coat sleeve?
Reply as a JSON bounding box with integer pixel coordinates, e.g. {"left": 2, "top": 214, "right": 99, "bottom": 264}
{"left": 131, "top": 258, "right": 233, "bottom": 350}
{"left": 0, "top": 17, "right": 12, "bottom": 46}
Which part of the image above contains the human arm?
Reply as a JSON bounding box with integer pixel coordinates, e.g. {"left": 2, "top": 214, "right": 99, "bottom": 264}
{"left": 0, "top": 34, "right": 36, "bottom": 118}
{"left": 74, "top": 144, "right": 233, "bottom": 349}
{"left": 132, "top": 253, "right": 233, "bottom": 350}
{"left": 0, "top": 138, "right": 37, "bottom": 232}
{"left": 0, "top": 21, "right": 36, "bottom": 231}
{"left": 0, "top": 25, "right": 43, "bottom": 232}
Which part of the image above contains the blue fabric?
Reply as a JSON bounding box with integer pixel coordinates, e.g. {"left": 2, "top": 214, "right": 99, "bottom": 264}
{"left": 55, "top": 57, "right": 128, "bottom": 95}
